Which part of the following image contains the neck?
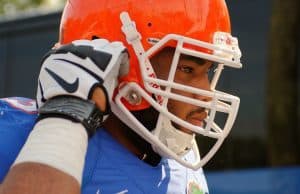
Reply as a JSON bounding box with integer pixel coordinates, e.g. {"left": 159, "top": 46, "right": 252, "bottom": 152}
{"left": 103, "top": 113, "right": 161, "bottom": 166}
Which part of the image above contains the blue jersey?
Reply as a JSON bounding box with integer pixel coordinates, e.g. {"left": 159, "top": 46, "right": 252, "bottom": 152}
{"left": 0, "top": 97, "right": 37, "bottom": 178}
{"left": 0, "top": 98, "right": 209, "bottom": 194}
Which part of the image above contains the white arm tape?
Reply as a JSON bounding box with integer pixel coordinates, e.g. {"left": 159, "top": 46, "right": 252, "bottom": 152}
{"left": 13, "top": 118, "right": 88, "bottom": 185}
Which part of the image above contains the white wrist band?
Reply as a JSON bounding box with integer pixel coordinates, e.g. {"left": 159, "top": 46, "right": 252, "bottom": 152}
{"left": 13, "top": 118, "right": 88, "bottom": 184}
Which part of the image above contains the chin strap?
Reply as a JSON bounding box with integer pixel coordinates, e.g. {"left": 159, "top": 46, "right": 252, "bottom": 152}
{"left": 154, "top": 116, "right": 195, "bottom": 156}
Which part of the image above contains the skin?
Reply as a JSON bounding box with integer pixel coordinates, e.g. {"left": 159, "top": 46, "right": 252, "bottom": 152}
{"left": 0, "top": 47, "right": 213, "bottom": 194}
{"left": 150, "top": 47, "right": 212, "bottom": 133}
{"left": 0, "top": 88, "right": 106, "bottom": 194}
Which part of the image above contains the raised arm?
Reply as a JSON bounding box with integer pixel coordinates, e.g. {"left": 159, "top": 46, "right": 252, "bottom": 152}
{"left": 0, "top": 40, "right": 128, "bottom": 194}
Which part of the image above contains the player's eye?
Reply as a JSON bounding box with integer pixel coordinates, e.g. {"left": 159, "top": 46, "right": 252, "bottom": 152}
{"left": 177, "top": 65, "right": 194, "bottom": 74}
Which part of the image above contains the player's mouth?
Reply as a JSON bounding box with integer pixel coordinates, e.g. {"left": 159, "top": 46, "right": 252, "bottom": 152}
{"left": 186, "top": 108, "right": 208, "bottom": 128}
{"left": 187, "top": 118, "right": 204, "bottom": 127}
{"left": 175, "top": 108, "right": 208, "bottom": 134}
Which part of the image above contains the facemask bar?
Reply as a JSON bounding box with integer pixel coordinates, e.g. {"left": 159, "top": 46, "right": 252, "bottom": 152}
{"left": 134, "top": 22, "right": 241, "bottom": 138}
{"left": 119, "top": 12, "right": 242, "bottom": 169}
{"left": 112, "top": 82, "right": 239, "bottom": 169}
{"left": 143, "top": 83, "right": 240, "bottom": 138}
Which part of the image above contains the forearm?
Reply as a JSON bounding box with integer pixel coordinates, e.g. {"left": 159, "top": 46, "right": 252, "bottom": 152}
{"left": 0, "top": 38, "right": 116, "bottom": 194}
{"left": 0, "top": 118, "right": 88, "bottom": 194}
{"left": 0, "top": 163, "right": 80, "bottom": 194}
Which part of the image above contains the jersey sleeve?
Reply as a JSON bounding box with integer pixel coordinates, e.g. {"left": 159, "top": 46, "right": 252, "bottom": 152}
{"left": 0, "top": 97, "right": 37, "bottom": 182}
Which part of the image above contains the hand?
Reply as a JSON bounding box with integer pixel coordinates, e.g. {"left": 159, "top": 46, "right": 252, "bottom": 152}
{"left": 36, "top": 39, "right": 129, "bottom": 112}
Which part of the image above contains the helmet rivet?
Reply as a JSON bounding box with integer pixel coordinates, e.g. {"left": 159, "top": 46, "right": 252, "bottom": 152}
{"left": 126, "top": 91, "right": 142, "bottom": 105}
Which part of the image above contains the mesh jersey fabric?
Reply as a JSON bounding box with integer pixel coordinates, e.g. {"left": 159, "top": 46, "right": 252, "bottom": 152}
{"left": 0, "top": 98, "right": 209, "bottom": 193}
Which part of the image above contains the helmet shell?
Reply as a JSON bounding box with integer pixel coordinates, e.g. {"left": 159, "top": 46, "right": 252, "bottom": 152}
{"left": 59, "top": 0, "right": 231, "bottom": 110}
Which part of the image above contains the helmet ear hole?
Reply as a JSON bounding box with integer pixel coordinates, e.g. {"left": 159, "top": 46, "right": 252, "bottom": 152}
{"left": 92, "top": 35, "right": 100, "bottom": 40}
{"left": 147, "top": 22, "right": 152, "bottom": 27}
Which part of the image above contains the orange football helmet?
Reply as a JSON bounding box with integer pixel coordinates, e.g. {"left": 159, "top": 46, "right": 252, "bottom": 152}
{"left": 59, "top": 0, "right": 242, "bottom": 169}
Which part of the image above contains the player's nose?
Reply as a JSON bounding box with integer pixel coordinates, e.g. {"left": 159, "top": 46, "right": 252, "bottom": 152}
{"left": 191, "top": 77, "right": 212, "bottom": 102}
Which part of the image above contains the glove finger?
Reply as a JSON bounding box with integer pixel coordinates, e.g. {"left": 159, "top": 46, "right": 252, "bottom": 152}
{"left": 72, "top": 40, "right": 94, "bottom": 47}
{"left": 91, "top": 39, "right": 110, "bottom": 49}
{"left": 118, "top": 52, "right": 130, "bottom": 77}
{"left": 110, "top": 41, "right": 125, "bottom": 49}
{"left": 102, "top": 41, "right": 125, "bottom": 54}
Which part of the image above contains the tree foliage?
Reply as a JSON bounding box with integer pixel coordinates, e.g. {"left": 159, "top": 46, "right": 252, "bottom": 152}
{"left": 0, "top": 0, "right": 65, "bottom": 15}
{"left": 267, "top": 0, "right": 300, "bottom": 165}
{"left": 0, "top": 0, "right": 44, "bottom": 15}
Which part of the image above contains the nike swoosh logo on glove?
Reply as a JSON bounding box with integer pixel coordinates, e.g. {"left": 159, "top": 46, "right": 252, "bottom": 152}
{"left": 45, "top": 68, "right": 79, "bottom": 93}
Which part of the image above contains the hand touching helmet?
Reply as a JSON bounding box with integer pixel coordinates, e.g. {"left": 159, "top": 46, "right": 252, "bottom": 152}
{"left": 36, "top": 39, "right": 129, "bottom": 135}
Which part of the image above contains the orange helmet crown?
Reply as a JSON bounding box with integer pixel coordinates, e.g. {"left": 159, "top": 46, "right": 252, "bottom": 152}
{"left": 60, "top": 0, "right": 232, "bottom": 110}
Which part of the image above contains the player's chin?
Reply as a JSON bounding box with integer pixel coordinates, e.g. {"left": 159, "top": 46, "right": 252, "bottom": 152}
{"left": 171, "top": 121, "right": 194, "bottom": 135}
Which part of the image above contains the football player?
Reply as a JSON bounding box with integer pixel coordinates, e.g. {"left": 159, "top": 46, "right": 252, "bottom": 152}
{"left": 0, "top": 0, "right": 242, "bottom": 193}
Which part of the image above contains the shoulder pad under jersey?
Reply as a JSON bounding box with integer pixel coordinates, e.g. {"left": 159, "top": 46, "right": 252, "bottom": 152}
{"left": 0, "top": 97, "right": 37, "bottom": 182}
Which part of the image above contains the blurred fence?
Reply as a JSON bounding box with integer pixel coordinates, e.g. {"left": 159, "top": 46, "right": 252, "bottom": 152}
{"left": 0, "top": 12, "right": 60, "bottom": 98}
